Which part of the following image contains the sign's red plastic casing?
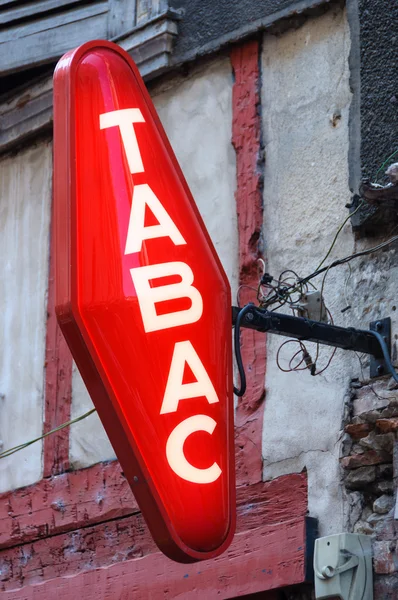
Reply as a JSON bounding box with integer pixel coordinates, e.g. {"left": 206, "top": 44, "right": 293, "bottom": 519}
{"left": 53, "top": 40, "right": 235, "bottom": 563}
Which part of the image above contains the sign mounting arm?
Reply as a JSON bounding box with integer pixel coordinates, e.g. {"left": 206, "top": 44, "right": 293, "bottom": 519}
{"left": 232, "top": 304, "right": 393, "bottom": 389}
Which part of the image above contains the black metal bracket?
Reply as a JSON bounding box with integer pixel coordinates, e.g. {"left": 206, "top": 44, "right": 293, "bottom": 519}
{"left": 369, "top": 318, "right": 391, "bottom": 378}
{"left": 232, "top": 305, "right": 391, "bottom": 377}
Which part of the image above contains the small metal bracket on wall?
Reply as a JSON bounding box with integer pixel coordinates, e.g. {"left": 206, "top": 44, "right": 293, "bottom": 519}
{"left": 369, "top": 318, "right": 391, "bottom": 378}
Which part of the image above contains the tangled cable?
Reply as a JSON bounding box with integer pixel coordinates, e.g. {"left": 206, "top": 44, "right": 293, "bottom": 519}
{"left": 233, "top": 216, "right": 398, "bottom": 390}
{"left": 260, "top": 233, "right": 398, "bottom": 311}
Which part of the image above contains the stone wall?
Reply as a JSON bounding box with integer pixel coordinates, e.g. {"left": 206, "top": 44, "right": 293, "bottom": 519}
{"left": 342, "top": 375, "right": 398, "bottom": 598}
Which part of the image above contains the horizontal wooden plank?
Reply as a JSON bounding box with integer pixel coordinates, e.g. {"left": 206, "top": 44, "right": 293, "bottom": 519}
{"left": 0, "top": 10, "right": 107, "bottom": 75}
{"left": 0, "top": 469, "right": 310, "bottom": 594}
{"left": 0, "top": 0, "right": 90, "bottom": 26}
{"left": 0, "top": 76, "right": 53, "bottom": 151}
{"left": 107, "top": 0, "right": 137, "bottom": 38}
{"left": 0, "top": 2, "right": 107, "bottom": 43}
{"left": 0, "top": 462, "right": 138, "bottom": 550}
{"left": 0, "top": 3, "right": 180, "bottom": 78}
{"left": 0, "top": 513, "right": 314, "bottom": 596}
{"left": 0, "top": 461, "right": 307, "bottom": 550}
{"left": 0, "top": 0, "right": 26, "bottom": 7}
{"left": 136, "top": 0, "right": 167, "bottom": 25}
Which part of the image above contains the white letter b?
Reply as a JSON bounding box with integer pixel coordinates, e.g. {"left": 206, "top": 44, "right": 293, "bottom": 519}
{"left": 130, "top": 262, "right": 203, "bottom": 333}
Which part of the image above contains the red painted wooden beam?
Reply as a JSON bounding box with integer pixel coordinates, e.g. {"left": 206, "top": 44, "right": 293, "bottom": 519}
{"left": 0, "top": 472, "right": 310, "bottom": 592}
{"left": 2, "top": 519, "right": 313, "bottom": 599}
{"left": 0, "top": 462, "right": 135, "bottom": 550}
{"left": 0, "top": 466, "right": 306, "bottom": 551}
{"left": 231, "top": 39, "right": 267, "bottom": 487}
{"left": 43, "top": 215, "right": 73, "bottom": 477}
{"left": 2, "top": 513, "right": 314, "bottom": 598}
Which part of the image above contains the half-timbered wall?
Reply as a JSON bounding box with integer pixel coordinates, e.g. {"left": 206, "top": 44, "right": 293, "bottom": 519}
{"left": 2, "top": 0, "right": 397, "bottom": 597}
{"left": 0, "top": 37, "right": 312, "bottom": 598}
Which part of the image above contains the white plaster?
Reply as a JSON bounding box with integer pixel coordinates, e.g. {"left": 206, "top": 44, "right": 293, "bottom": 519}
{"left": 69, "top": 57, "right": 238, "bottom": 468}
{"left": 69, "top": 363, "right": 116, "bottom": 469}
{"left": 261, "top": 8, "right": 355, "bottom": 536}
{"left": 152, "top": 58, "right": 238, "bottom": 298}
{"left": 0, "top": 142, "right": 52, "bottom": 493}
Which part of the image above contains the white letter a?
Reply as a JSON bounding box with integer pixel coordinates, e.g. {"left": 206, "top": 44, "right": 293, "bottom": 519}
{"left": 125, "top": 184, "right": 186, "bottom": 254}
{"left": 160, "top": 341, "right": 219, "bottom": 414}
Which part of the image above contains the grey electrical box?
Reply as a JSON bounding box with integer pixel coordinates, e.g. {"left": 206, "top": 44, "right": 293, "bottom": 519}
{"left": 296, "top": 291, "right": 328, "bottom": 323}
{"left": 314, "top": 533, "right": 373, "bottom": 600}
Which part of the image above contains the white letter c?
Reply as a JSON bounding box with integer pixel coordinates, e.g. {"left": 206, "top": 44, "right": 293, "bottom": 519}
{"left": 166, "top": 415, "right": 222, "bottom": 484}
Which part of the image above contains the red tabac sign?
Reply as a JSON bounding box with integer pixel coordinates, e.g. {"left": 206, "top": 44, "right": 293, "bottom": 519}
{"left": 53, "top": 40, "right": 235, "bottom": 563}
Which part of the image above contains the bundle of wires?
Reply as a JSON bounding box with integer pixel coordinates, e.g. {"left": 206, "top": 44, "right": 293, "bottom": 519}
{"left": 234, "top": 199, "right": 398, "bottom": 385}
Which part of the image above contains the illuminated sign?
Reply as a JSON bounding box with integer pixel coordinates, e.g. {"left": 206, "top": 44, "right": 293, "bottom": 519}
{"left": 53, "top": 41, "right": 235, "bottom": 563}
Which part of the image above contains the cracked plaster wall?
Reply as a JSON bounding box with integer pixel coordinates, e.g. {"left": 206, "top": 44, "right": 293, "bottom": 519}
{"left": 261, "top": 7, "right": 357, "bottom": 536}
{"left": 261, "top": 4, "right": 398, "bottom": 538}
{"left": 69, "top": 56, "right": 238, "bottom": 468}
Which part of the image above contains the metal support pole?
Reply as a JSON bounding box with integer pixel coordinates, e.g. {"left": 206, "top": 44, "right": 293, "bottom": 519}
{"left": 232, "top": 305, "right": 390, "bottom": 364}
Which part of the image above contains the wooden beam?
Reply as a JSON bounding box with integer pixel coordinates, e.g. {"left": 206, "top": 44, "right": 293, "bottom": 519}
{"left": 0, "top": 465, "right": 307, "bottom": 551}
{"left": 107, "top": 0, "right": 137, "bottom": 38}
{"left": 1, "top": 516, "right": 316, "bottom": 597}
{"left": 0, "top": 3, "right": 108, "bottom": 75}
{"left": 0, "top": 76, "right": 53, "bottom": 153}
{"left": 0, "top": 0, "right": 26, "bottom": 7}
{"left": 0, "top": 0, "right": 87, "bottom": 26}
{"left": 0, "top": 1, "right": 180, "bottom": 78}
{"left": 0, "top": 468, "right": 313, "bottom": 595}
{"left": 0, "top": 3, "right": 108, "bottom": 44}
{"left": 231, "top": 40, "right": 266, "bottom": 486}
{"left": 0, "top": 470, "right": 314, "bottom": 595}
{"left": 0, "top": 461, "right": 138, "bottom": 550}
{"left": 42, "top": 207, "right": 73, "bottom": 478}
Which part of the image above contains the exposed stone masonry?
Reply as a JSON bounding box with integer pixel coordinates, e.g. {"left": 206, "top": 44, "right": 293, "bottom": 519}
{"left": 342, "top": 375, "right": 398, "bottom": 598}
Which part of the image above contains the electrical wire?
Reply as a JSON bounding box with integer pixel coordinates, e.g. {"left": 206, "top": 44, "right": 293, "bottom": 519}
{"left": 263, "top": 234, "right": 398, "bottom": 310}
{"left": 342, "top": 263, "right": 353, "bottom": 313}
{"left": 256, "top": 229, "right": 398, "bottom": 379}
{"left": 276, "top": 340, "right": 314, "bottom": 373}
{"left": 302, "top": 234, "right": 398, "bottom": 287}
{"left": 246, "top": 206, "right": 398, "bottom": 385}
{"left": 0, "top": 408, "right": 97, "bottom": 459}
{"left": 374, "top": 148, "right": 398, "bottom": 182}
{"left": 236, "top": 284, "right": 258, "bottom": 307}
{"left": 235, "top": 194, "right": 398, "bottom": 387}
{"left": 315, "top": 200, "right": 364, "bottom": 272}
